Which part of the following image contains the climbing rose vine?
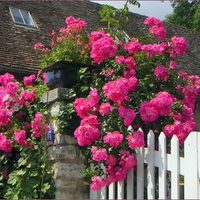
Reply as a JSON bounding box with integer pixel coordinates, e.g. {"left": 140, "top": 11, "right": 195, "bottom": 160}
{"left": 0, "top": 73, "right": 54, "bottom": 199}
{"left": 35, "top": 12, "right": 200, "bottom": 191}
{"left": 71, "top": 16, "right": 200, "bottom": 190}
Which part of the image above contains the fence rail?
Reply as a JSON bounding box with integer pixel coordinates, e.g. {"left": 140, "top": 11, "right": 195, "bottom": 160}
{"left": 90, "top": 131, "right": 200, "bottom": 199}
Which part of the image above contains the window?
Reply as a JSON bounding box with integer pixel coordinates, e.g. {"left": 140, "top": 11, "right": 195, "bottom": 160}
{"left": 9, "top": 7, "right": 37, "bottom": 28}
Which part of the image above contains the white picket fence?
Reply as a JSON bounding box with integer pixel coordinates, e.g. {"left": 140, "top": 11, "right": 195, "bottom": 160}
{"left": 90, "top": 130, "right": 200, "bottom": 199}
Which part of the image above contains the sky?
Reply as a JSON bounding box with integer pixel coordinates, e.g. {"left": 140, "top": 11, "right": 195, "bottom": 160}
{"left": 91, "top": 1, "right": 174, "bottom": 20}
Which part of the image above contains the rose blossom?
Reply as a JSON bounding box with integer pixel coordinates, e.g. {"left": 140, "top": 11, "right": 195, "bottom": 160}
{"left": 91, "top": 146, "right": 108, "bottom": 161}
{"left": 90, "top": 176, "right": 105, "bottom": 190}
{"left": 23, "top": 74, "right": 36, "bottom": 86}
{"left": 99, "top": 102, "right": 113, "bottom": 116}
{"left": 154, "top": 65, "right": 169, "bottom": 81}
{"left": 127, "top": 131, "right": 145, "bottom": 148}
{"left": 14, "top": 130, "right": 28, "bottom": 146}
{"left": 139, "top": 101, "right": 159, "bottom": 122}
{"left": 103, "top": 131, "right": 123, "bottom": 147}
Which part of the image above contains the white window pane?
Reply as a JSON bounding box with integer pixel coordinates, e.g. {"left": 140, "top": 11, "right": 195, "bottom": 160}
{"left": 10, "top": 7, "right": 37, "bottom": 28}
{"left": 21, "top": 10, "right": 34, "bottom": 26}
{"left": 10, "top": 8, "right": 24, "bottom": 24}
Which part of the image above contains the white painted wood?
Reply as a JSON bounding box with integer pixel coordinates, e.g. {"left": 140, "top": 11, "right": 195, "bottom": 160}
{"left": 100, "top": 164, "right": 107, "bottom": 199}
{"left": 127, "top": 168, "right": 134, "bottom": 199}
{"left": 117, "top": 181, "right": 124, "bottom": 199}
{"left": 89, "top": 131, "right": 200, "bottom": 200}
{"left": 198, "top": 133, "right": 200, "bottom": 198}
{"left": 170, "top": 135, "right": 180, "bottom": 199}
{"left": 100, "top": 184, "right": 106, "bottom": 199}
{"left": 108, "top": 183, "right": 115, "bottom": 199}
{"left": 158, "top": 132, "right": 167, "bottom": 199}
{"left": 146, "top": 130, "right": 155, "bottom": 199}
{"left": 184, "top": 132, "right": 199, "bottom": 199}
{"left": 90, "top": 189, "right": 101, "bottom": 199}
{"left": 136, "top": 147, "right": 144, "bottom": 199}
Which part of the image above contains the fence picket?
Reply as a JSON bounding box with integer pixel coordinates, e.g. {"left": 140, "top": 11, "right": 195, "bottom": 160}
{"left": 146, "top": 130, "right": 155, "bottom": 199}
{"left": 100, "top": 184, "right": 106, "bottom": 199}
{"left": 90, "top": 189, "right": 101, "bottom": 199}
{"left": 158, "top": 132, "right": 167, "bottom": 199}
{"left": 117, "top": 181, "right": 124, "bottom": 199}
{"left": 184, "top": 132, "right": 199, "bottom": 199}
{"left": 170, "top": 135, "right": 180, "bottom": 199}
{"left": 127, "top": 168, "right": 134, "bottom": 199}
{"left": 108, "top": 183, "right": 115, "bottom": 199}
{"left": 136, "top": 147, "right": 144, "bottom": 199}
{"left": 198, "top": 133, "right": 200, "bottom": 198}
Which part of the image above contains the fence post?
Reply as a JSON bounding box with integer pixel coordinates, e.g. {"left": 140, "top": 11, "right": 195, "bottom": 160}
{"left": 136, "top": 147, "right": 144, "bottom": 199}
{"left": 184, "top": 132, "right": 199, "bottom": 199}
{"left": 170, "top": 135, "right": 180, "bottom": 199}
{"left": 158, "top": 132, "right": 167, "bottom": 199}
{"left": 146, "top": 130, "right": 155, "bottom": 199}
{"left": 41, "top": 88, "right": 89, "bottom": 199}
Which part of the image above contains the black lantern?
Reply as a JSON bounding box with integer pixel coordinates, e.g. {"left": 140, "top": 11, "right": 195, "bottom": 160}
{"left": 41, "top": 61, "right": 96, "bottom": 89}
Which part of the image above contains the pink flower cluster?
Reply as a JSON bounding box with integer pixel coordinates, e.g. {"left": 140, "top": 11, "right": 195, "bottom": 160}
{"left": 163, "top": 73, "right": 200, "bottom": 143}
{"left": 99, "top": 102, "right": 113, "bottom": 116}
{"left": 144, "top": 17, "right": 166, "bottom": 41}
{"left": 65, "top": 16, "right": 87, "bottom": 32}
{"left": 127, "top": 131, "right": 145, "bottom": 148}
{"left": 124, "top": 40, "right": 142, "bottom": 54}
{"left": 31, "top": 112, "right": 49, "bottom": 138}
{"left": 23, "top": 75, "right": 36, "bottom": 86}
{"left": 73, "top": 88, "right": 99, "bottom": 118}
{"left": 140, "top": 91, "right": 174, "bottom": 122}
{"left": 103, "top": 131, "right": 124, "bottom": 147}
{"left": 90, "top": 36, "right": 118, "bottom": 63}
{"left": 0, "top": 133, "right": 12, "bottom": 152}
{"left": 105, "top": 150, "right": 136, "bottom": 186}
{"left": 73, "top": 89, "right": 102, "bottom": 146}
{"left": 90, "top": 150, "right": 137, "bottom": 190}
{"left": 170, "top": 36, "right": 187, "bottom": 57}
{"left": 74, "top": 115, "right": 100, "bottom": 146}
{"left": 0, "top": 72, "right": 48, "bottom": 155}
{"left": 91, "top": 146, "right": 108, "bottom": 161}
{"left": 118, "top": 106, "right": 136, "bottom": 126}
{"left": 14, "top": 130, "right": 28, "bottom": 146}
{"left": 141, "top": 43, "right": 166, "bottom": 57}
{"left": 116, "top": 56, "right": 137, "bottom": 70}
{"left": 154, "top": 65, "right": 169, "bottom": 81}
{"left": 103, "top": 78, "right": 130, "bottom": 104}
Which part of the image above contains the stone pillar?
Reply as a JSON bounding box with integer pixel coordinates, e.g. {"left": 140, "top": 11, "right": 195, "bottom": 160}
{"left": 41, "top": 88, "right": 89, "bottom": 199}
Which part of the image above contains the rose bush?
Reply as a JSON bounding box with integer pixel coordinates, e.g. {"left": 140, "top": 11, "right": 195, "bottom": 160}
{"left": 0, "top": 72, "right": 55, "bottom": 199}
{"left": 34, "top": 2, "right": 200, "bottom": 191}
{"left": 72, "top": 17, "right": 200, "bottom": 189}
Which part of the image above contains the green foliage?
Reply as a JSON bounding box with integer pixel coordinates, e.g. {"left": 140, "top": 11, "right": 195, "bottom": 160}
{"left": 99, "top": 1, "right": 140, "bottom": 36}
{"left": 165, "top": 1, "right": 200, "bottom": 32}
{"left": 0, "top": 76, "right": 55, "bottom": 199}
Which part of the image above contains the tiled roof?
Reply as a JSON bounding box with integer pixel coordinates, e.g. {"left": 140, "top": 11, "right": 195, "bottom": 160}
{"left": 0, "top": 1, "right": 200, "bottom": 76}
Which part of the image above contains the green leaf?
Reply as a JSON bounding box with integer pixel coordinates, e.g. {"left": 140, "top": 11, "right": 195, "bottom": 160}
{"left": 18, "top": 157, "right": 26, "bottom": 167}
{"left": 4, "top": 187, "right": 19, "bottom": 199}
{"left": 7, "top": 172, "right": 18, "bottom": 185}
{"left": 16, "top": 169, "right": 26, "bottom": 176}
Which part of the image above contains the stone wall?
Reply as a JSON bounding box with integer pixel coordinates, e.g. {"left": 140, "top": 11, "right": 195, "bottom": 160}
{"left": 41, "top": 88, "right": 89, "bottom": 199}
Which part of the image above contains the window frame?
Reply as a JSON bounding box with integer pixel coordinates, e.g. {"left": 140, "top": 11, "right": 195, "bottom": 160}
{"left": 9, "top": 7, "right": 37, "bottom": 28}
